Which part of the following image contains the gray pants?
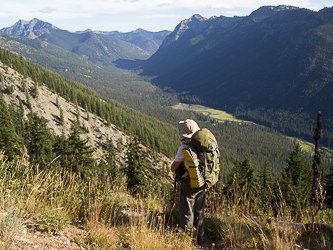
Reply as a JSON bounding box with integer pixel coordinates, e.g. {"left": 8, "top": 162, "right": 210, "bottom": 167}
{"left": 179, "top": 180, "right": 206, "bottom": 237}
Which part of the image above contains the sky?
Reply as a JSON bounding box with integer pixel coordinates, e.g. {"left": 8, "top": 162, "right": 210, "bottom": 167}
{"left": 0, "top": 0, "right": 332, "bottom": 33}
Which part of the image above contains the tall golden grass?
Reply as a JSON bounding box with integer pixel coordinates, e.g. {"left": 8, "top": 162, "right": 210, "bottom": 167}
{"left": 1, "top": 152, "right": 333, "bottom": 249}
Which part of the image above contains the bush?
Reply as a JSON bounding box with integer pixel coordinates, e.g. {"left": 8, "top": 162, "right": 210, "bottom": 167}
{"left": 5, "top": 85, "right": 15, "bottom": 94}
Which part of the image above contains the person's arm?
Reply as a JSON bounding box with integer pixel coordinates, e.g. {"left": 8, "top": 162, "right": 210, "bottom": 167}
{"left": 171, "top": 160, "right": 182, "bottom": 172}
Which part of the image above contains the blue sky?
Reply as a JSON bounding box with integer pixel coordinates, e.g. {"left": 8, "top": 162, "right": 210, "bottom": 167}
{"left": 0, "top": 0, "right": 332, "bottom": 32}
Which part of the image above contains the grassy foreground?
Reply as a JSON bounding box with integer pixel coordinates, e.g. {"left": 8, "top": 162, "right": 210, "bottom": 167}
{"left": 1, "top": 152, "right": 333, "bottom": 249}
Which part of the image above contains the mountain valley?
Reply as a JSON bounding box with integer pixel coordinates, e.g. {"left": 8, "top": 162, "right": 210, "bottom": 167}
{"left": 1, "top": 5, "right": 333, "bottom": 249}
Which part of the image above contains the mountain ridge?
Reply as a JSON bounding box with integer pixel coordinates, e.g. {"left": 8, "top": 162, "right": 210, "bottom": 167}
{"left": 0, "top": 18, "right": 170, "bottom": 60}
{"left": 141, "top": 5, "right": 333, "bottom": 147}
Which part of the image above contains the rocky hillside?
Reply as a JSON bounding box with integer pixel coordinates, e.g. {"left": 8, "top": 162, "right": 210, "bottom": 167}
{"left": 0, "top": 61, "right": 171, "bottom": 166}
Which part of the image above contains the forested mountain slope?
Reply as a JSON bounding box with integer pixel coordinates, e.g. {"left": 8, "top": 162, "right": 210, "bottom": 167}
{"left": 141, "top": 6, "right": 333, "bottom": 148}
{"left": 0, "top": 47, "right": 180, "bottom": 158}
{"left": 91, "top": 29, "right": 171, "bottom": 54}
{"left": 0, "top": 32, "right": 182, "bottom": 125}
{"left": 2, "top": 46, "right": 329, "bottom": 175}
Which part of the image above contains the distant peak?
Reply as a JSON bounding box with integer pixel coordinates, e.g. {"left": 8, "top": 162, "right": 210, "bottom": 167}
{"left": 249, "top": 5, "right": 299, "bottom": 22}
{"left": 29, "top": 18, "right": 42, "bottom": 25}
{"left": 258, "top": 5, "right": 299, "bottom": 12}
{"left": 190, "top": 14, "right": 206, "bottom": 21}
{"left": 17, "top": 19, "right": 29, "bottom": 25}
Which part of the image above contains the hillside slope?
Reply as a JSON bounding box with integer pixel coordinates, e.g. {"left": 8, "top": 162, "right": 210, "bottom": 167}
{"left": 0, "top": 32, "right": 180, "bottom": 121}
{"left": 0, "top": 61, "right": 123, "bottom": 157}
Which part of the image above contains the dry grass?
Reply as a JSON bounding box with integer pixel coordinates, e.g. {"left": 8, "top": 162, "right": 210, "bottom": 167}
{"left": 1, "top": 152, "right": 333, "bottom": 249}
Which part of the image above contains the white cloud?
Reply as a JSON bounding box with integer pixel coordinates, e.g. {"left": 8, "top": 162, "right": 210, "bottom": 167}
{"left": 144, "top": 13, "right": 180, "bottom": 19}
{"left": 0, "top": 0, "right": 327, "bottom": 17}
{"left": 0, "top": 0, "right": 330, "bottom": 31}
{"left": 39, "top": 8, "right": 57, "bottom": 14}
{"left": 157, "top": 2, "right": 171, "bottom": 7}
{"left": 224, "top": 11, "right": 241, "bottom": 16}
{"left": 209, "top": 3, "right": 233, "bottom": 10}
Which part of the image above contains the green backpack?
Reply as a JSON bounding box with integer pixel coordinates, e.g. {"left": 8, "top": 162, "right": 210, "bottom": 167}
{"left": 183, "top": 128, "right": 220, "bottom": 188}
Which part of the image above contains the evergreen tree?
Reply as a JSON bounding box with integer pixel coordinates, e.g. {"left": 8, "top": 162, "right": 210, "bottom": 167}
{"left": 228, "top": 158, "right": 258, "bottom": 195}
{"left": 24, "top": 112, "right": 54, "bottom": 170}
{"left": 66, "top": 121, "right": 95, "bottom": 175}
{"left": 21, "top": 80, "right": 26, "bottom": 92}
{"left": 53, "top": 130, "right": 70, "bottom": 167}
{"left": 258, "top": 159, "right": 274, "bottom": 211}
{"left": 17, "top": 100, "right": 25, "bottom": 136}
{"left": 281, "top": 143, "right": 312, "bottom": 210}
{"left": 0, "top": 99, "right": 20, "bottom": 160}
{"left": 87, "top": 111, "right": 90, "bottom": 121}
{"left": 324, "top": 164, "right": 333, "bottom": 207}
{"left": 227, "top": 158, "right": 258, "bottom": 212}
{"left": 25, "top": 90, "right": 31, "bottom": 110}
{"left": 125, "top": 137, "right": 151, "bottom": 196}
{"left": 60, "top": 108, "right": 64, "bottom": 125}
{"left": 75, "top": 102, "right": 80, "bottom": 124}
{"left": 100, "top": 136, "right": 121, "bottom": 182}
{"left": 33, "top": 81, "right": 38, "bottom": 98}
{"left": 117, "top": 137, "right": 123, "bottom": 152}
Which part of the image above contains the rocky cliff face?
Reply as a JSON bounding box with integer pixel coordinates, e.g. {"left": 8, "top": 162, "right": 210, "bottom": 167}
{"left": 0, "top": 61, "right": 127, "bottom": 159}
{"left": 0, "top": 18, "right": 57, "bottom": 39}
{"left": 162, "top": 5, "right": 299, "bottom": 47}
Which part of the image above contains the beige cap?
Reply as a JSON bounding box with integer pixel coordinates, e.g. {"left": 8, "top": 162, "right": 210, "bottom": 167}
{"left": 178, "top": 119, "right": 200, "bottom": 138}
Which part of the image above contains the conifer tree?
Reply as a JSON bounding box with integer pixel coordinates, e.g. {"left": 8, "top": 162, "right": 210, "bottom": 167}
{"left": 15, "top": 100, "right": 25, "bottom": 137}
{"left": 66, "top": 121, "right": 95, "bottom": 175}
{"left": 281, "top": 143, "right": 312, "bottom": 211}
{"left": 228, "top": 158, "right": 258, "bottom": 194}
{"left": 0, "top": 99, "right": 19, "bottom": 160}
{"left": 21, "top": 80, "right": 26, "bottom": 92}
{"left": 53, "top": 130, "right": 70, "bottom": 167}
{"left": 75, "top": 103, "right": 80, "bottom": 125}
{"left": 100, "top": 136, "right": 121, "bottom": 182}
{"left": 24, "top": 112, "right": 54, "bottom": 170}
{"left": 324, "top": 165, "right": 333, "bottom": 207}
{"left": 25, "top": 90, "right": 31, "bottom": 110}
{"left": 227, "top": 158, "right": 258, "bottom": 211}
{"left": 33, "top": 82, "right": 38, "bottom": 98}
{"left": 60, "top": 108, "right": 64, "bottom": 125}
{"left": 258, "top": 159, "right": 274, "bottom": 211}
{"left": 125, "top": 137, "right": 151, "bottom": 196}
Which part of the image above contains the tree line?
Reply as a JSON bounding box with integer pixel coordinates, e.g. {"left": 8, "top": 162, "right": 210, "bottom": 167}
{"left": 0, "top": 47, "right": 180, "bottom": 157}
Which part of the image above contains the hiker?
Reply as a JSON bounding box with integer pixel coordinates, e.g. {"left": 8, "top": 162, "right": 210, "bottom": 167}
{"left": 171, "top": 119, "right": 206, "bottom": 244}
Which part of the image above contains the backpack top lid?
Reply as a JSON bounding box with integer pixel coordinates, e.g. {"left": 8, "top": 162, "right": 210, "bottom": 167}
{"left": 190, "top": 128, "right": 217, "bottom": 152}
